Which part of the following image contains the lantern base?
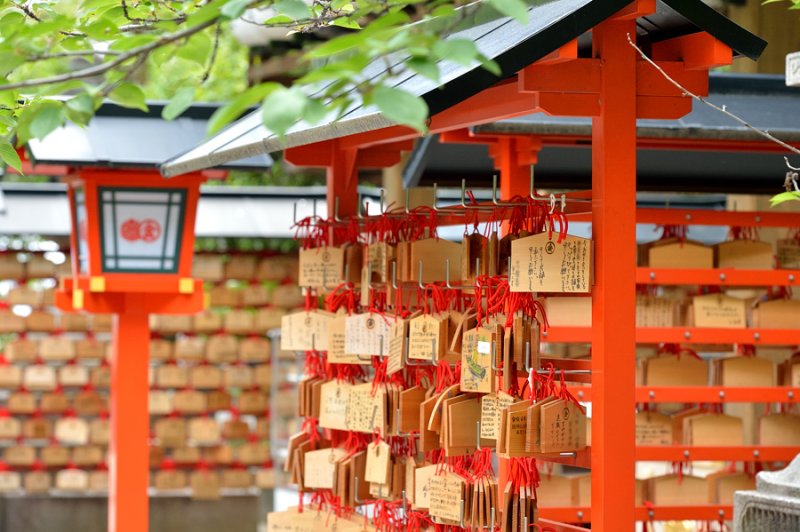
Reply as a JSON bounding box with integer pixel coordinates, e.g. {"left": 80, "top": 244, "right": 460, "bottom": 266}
{"left": 56, "top": 277, "right": 206, "bottom": 315}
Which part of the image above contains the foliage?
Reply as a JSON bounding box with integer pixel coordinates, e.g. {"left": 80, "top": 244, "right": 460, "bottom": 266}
{"left": 770, "top": 191, "right": 800, "bottom": 206}
{"left": 762, "top": 0, "right": 800, "bottom": 9}
{"left": 0, "top": 0, "right": 520, "bottom": 174}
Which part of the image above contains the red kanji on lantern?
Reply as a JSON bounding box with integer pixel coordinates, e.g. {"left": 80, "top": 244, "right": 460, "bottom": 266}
{"left": 140, "top": 219, "right": 161, "bottom": 243}
{"left": 120, "top": 219, "right": 141, "bottom": 242}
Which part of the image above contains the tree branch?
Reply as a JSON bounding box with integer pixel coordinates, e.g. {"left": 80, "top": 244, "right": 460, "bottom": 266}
{"left": 13, "top": 1, "right": 86, "bottom": 37}
{"left": 28, "top": 50, "right": 122, "bottom": 62}
{"left": 99, "top": 51, "right": 151, "bottom": 99}
{"left": 0, "top": 6, "right": 243, "bottom": 92}
{"left": 201, "top": 22, "right": 223, "bottom": 83}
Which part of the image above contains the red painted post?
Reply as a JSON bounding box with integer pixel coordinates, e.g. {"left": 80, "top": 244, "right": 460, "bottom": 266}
{"left": 591, "top": 16, "right": 638, "bottom": 531}
{"left": 109, "top": 296, "right": 151, "bottom": 532}
{"left": 327, "top": 147, "right": 359, "bottom": 219}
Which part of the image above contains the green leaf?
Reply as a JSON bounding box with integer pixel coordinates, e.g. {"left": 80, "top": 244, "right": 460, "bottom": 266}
{"left": 220, "top": 0, "right": 250, "bottom": 20}
{"left": 479, "top": 54, "right": 502, "bottom": 77}
{"left": 0, "top": 12, "right": 25, "bottom": 38}
{"left": 81, "top": 17, "right": 119, "bottom": 41}
{"left": 275, "top": 0, "right": 310, "bottom": 19}
{"left": 176, "top": 31, "right": 213, "bottom": 66}
{"left": 29, "top": 102, "right": 66, "bottom": 140}
{"left": 0, "top": 89, "right": 17, "bottom": 109}
{"left": 162, "top": 87, "right": 196, "bottom": 120}
{"left": 307, "top": 10, "right": 409, "bottom": 58}
{"left": 0, "top": 142, "right": 22, "bottom": 174}
{"left": 431, "top": 5, "right": 457, "bottom": 18}
{"left": 264, "top": 15, "right": 294, "bottom": 24}
{"left": 307, "top": 31, "right": 369, "bottom": 58}
{"left": 109, "top": 83, "right": 148, "bottom": 112}
{"left": 302, "top": 98, "right": 327, "bottom": 125}
{"left": 770, "top": 191, "right": 800, "bottom": 206}
{"left": 0, "top": 115, "right": 16, "bottom": 129}
{"left": 261, "top": 87, "right": 307, "bottom": 135}
{"left": 186, "top": 1, "right": 221, "bottom": 25}
{"left": 110, "top": 34, "right": 157, "bottom": 51}
{"left": 331, "top": 17, "right": 361, "bottom": 29}
{"left": 408, "top": 57, "right": 440, "bottom": 82}
{"left": 488, "top": 0, "right": 529, "bottom": 23}
{"left": 65, "top": 93, "right": 97, "bottom": 123}
{"left": 207, "top": 82, "right": 280, "bottom": 134}
{"left": 434, "top": 38, "right": 478, "bottom": 66}
{"left": 373, "top": 86, "right": 428, "bottom": 131}
{"left": 0, "top": 52, "right": 25, "bottom": 76}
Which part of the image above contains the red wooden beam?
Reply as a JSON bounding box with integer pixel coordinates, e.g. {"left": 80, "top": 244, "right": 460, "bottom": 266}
{"left": 519, "top": 59, "right": 708, "bottom": 98}
{"left": 653, "top": 33, "right": 734, "bottom": 71}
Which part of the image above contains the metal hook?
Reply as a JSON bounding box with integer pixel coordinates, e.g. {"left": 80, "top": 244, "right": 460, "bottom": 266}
{"left": 524, "top": 342, "right": 533, "bottom": 373}
{"left": 394, "top": 408, "right": 419, "bottom": 439}
{"left": 445, "top": 259, "right": 453, "bottom": 289}
{"left": 560, "top": 193, "right": 566, "bottom": 212}
{"left": 401, "top": 489, "right": 407, "bottom": 521}
{"left": 404, "top": 188, "right": 410, "bottom": 214}
{"left": 459, "top": 499, "right": 465, "bottom": 528}
{"left": 391, "top": 261, "right": 399, "bottom": 290}
{"left": 491, "top": 340, "right": 502, "bottom": 372}
{"left": 292, "top": 202, "right": 298, "bottom": 224}
{"left": 310, "top": 333, "right": 316, "bottom": 353}
{"left": 312, "top": 198, "right": 317, "bottom": 219}
{"left": 417, "top": 260, "right": 425, "bottom": 290}
{"left": 491, "top": 175, "right": 500, "bottom": 206}
{"left": 461, "top": 178, "right": 468, "bottom": 208}
{"left": 476, "top": 420, "right": 482, "bottom": 451}
{"left": 432, "top": 182, "right": 439, "bottom": 212}
{"left": 356, "top": 193, "right": 364, "bottom": 219}
{"left": 403, "top": 338, "right": 435, "bottom": 367}
{"left": 529, "top": 167, "right": 536, "bottom": 200}
{"left": 356, "top": 333, "right": 384, "bottom": 362}
{"left": 379, "top": 189, "right": 385, "bottom": 215}
{"left": 334, "top": 196, "right": 341, "bottom": 223}
{"left": 353, "top": 476, "right": 366, "bottom": 505}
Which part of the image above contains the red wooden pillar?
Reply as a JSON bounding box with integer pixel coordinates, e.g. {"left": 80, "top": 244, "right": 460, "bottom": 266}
{"left": 590, "top": 15, "right": 638, "bottom": 531}
{"left": 327, "top": 147, "right": 359, "bottom": 219}
{"left": 109, "top": 296, "right": 151, "bottom": 532}
{"left": 497, "top": 137, "right": 536, "bottom": 201}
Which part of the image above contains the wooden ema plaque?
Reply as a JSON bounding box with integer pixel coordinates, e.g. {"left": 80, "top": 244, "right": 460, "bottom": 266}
{"left": 509, "top": 233, "right": 592, "bottom": 293}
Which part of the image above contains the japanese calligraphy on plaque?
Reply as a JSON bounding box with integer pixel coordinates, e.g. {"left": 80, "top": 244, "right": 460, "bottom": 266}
{"left": 509, "top": 233, "right": 592, "bottom": 293}
{"left": 344, "top": 313, "right": 392, "bottom": 357}
{"left": 326, "top": 314, "right": 361, "bottom": 364}
{"left": 345, "top": 383, "right": 386, "bottom": 434}
{"left": 428, "top": 472, "right": 465, "bottom": 522}
{"left": 298, "top": 247, "right": 344, "bottom": 288}
{"left": 280, "top": 310, "right": 333, "bottom": 351}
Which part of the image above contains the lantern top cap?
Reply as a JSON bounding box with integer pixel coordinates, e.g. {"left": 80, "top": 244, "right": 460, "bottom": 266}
{"left": 161, "top": 0, "right": 766, "bottom": 178}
